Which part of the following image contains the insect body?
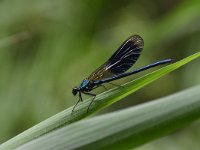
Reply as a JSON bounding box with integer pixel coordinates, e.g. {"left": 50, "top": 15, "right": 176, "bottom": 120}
{"left": 72, "top": 35, "right": 171, "bottom": 113}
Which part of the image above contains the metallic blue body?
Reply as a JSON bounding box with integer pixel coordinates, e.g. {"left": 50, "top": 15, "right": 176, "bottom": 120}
{"left": 80, "top": 79, "right": 89, "bottom": 89}
{"left": 94, "top": 59, "right": 172, "bottom": 85}
{"left": 72, "top": 35, "right": 172, "bottom": 113}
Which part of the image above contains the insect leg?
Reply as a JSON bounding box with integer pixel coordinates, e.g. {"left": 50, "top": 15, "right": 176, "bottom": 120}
{"left": 79, "top": 92, "right": 83, "bottom": 102}
{"left": 71, "top": 93, "right": 81, "bottom": 113}
{"left": 83, "top": 92, "right": 96, "bottom": 113}
{"left": 98, "top": 84, "right": 108, "bottom": 90}
{"left": 107, "top": 82, "right": 123, "bottom": 88}
{"left": 92, "top": 84, "right": 108, "bottom": 90}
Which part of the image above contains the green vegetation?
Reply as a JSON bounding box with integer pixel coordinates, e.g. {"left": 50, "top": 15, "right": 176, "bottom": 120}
{"left": 15, "top": 86, "right": 200, "bottom": 150}
{"left": 1, "top": 53, "right": 200, "bottom": 150}
{"left": 0, "top": 0, "right": 200, "bottom": 149}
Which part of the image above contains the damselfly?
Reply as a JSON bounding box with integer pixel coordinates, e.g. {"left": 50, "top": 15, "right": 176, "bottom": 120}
{"left": 72, "top": 35, "right": 171, "bottom": 112}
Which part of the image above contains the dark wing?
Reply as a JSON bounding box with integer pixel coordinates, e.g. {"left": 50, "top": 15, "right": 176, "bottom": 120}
{"left": 88, "top": 35, "right": 144, "bottom": 81}
{"left": 107, "top": 35, "right": 143, "bottom": 74}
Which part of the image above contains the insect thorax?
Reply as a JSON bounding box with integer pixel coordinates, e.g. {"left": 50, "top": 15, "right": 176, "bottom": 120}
{"left": 79, "top": 79, "right": 94, "bottom": 91}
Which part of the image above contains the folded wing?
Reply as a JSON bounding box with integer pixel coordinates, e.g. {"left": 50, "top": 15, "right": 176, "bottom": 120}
{"left": 88, "top": 35, "right": 144, "bottom": 81}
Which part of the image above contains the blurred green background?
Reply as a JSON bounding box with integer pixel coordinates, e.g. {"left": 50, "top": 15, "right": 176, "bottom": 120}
{"left": 0, "top": 0, "right": 200, "bottom": 149}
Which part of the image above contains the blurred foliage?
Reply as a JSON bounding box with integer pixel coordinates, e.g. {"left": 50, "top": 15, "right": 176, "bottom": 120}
{"left": 0, "top": 0, "right": 199, "bottom": 149}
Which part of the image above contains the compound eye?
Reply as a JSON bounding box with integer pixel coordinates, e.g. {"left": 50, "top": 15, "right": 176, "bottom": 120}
{"left": 72, "top": 88, "right": 78, "bottom": 96}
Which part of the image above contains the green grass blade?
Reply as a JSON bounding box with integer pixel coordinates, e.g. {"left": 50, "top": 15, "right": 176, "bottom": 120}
{"left": 17, "top": 86, "right": 200, "bottom": 150}
{"left": 0, "top": 52, "right": 200, "bottom": 150}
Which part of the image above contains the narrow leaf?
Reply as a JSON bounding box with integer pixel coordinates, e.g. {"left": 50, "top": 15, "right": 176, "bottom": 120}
{"left": 1, "top": 52, "right": 200, "bottom": 150}
{"left": 17, "top": 86, "right": 200, "bottom": 150}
